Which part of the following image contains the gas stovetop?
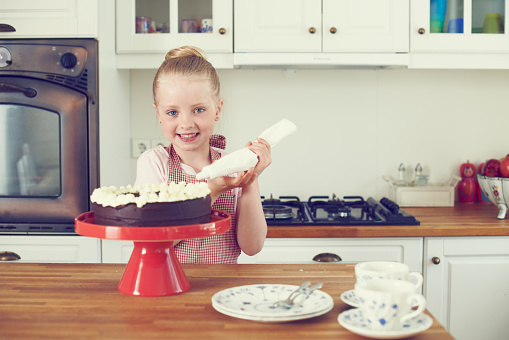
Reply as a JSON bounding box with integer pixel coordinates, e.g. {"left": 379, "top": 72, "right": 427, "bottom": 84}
{"left": 262, "top": 195, "right": 420, "bottom": 226}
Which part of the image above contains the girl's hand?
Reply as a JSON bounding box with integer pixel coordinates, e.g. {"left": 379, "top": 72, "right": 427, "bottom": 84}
{"left": 207, "top": 168, "right": 258, "bottom": 203}
{"left": 246, "top": 138, "right": 272, "bottom": 176}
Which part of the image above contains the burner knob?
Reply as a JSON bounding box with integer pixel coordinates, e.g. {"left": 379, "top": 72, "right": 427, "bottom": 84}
{"left": 60, "top": 52, "right": 78, "bottom": 69}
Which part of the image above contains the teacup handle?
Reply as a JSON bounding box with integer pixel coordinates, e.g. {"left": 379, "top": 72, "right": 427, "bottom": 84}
{"left": 400, "top": 294, "right": 426, "bottom": 323}
{"left": 408, "top": 272, "right": 423, "bottom": 290}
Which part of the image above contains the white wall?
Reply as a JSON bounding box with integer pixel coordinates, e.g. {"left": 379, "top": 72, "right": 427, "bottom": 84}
{"left": 128, "top": 67, "right": 509, "bottom": 200}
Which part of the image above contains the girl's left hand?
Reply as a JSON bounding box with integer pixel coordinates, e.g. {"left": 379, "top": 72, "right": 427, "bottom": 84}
{"left": 246, "top": 138, "right": 272, "bottom": 176}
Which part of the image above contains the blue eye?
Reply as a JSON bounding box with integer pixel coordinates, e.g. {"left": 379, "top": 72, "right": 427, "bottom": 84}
{"left": 167, "top": 110, "right": 177, "bottom": 116}
{"left": 194, "top": 107, "right": 205, "bottom": 114}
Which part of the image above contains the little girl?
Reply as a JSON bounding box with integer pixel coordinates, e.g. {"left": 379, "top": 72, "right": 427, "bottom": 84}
{"left": 134, "top": 46, "right": 271, "bottom": 264}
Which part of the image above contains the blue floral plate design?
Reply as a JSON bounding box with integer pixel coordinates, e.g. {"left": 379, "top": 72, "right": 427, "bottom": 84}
{"left": 211, "top": 284, "right": 334, "bottom": 319}
{"left": 337, "top": 308, "right": 432, "bottom": 339}
{"left": 340, "top": 289, "right": 359, "bottom": 308}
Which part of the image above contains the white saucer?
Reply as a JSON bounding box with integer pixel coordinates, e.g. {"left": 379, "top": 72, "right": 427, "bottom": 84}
{"left": 340, "top": 289, "right": 359, "bottom": 308}
{"left": 211, "top": 284, "right": 334, "bottom": 319}
{"left": 337, "top": 308, "right": 433, "bottom": 339}
{"left": 213, "top": 301, "right": 333, "bottom": 323}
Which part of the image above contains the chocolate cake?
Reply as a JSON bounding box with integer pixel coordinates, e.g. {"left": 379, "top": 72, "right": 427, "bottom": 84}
{"left": 90, "top": 182, "right": 211, "bottom": 227}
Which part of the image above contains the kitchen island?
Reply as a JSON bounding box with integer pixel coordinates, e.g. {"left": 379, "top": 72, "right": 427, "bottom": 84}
{"left": 0, "top": 263, "right": 453, "bottom": 339}
{"left": 267, "top": 203, "right": 509, "bottom": 237}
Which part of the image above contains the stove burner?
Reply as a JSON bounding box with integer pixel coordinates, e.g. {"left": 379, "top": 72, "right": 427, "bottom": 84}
{"left": 260, "top": 194, "right": 419, "bottom": 226}
{"left": 263, "top": 204, "right": 295, "bottom": 219}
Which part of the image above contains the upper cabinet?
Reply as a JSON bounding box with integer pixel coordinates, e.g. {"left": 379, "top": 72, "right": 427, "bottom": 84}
{"left": 116, "top": 0, "right": 232, "bottom": 54}
{"left": 234, "top": 0, "right": 409, "bottom": 53}
{"left": 411, "top": 0, "right": 509, "bottom": 52}
{"left": 0, "top": 0, "right": 97, "bottom": 38}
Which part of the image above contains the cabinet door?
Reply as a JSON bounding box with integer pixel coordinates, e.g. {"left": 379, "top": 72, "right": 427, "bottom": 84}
{"left": 0, "top": 0, "right": 97, "bottom": 38}
{"left": 234, "top": 0, "right": 322, "bottom": 52}
{"left": 0, "top": 236, "right": 101, "bottom": 263}
{"left": 116, "top": 0, "right": 232, "bottom": 53}
{"left": 424, "top": 237, "right": 509, "bottom": 340}
{"left": 323, "top": 0, "right": 409, "bottom": 52}
{"left": 411, "top": 0, "right": 509, "bottom": 52}
{"left": 102, "top": 240, "right": 134, "bottom": 263}
{"left": 238, "top": 237, "right": 423, "bottom": 272}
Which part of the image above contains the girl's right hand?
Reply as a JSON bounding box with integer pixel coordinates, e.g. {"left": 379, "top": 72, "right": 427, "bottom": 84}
{"left": 207, "top": 168, "right": 258, "bottom": 203}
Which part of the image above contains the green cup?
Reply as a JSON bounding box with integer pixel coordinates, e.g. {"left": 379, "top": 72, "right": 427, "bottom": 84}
{"left": 430, "top": 19, "right": 444, "bottom": 33}
{"left": 483, "top": 13, "right": 504, "bottom": 34}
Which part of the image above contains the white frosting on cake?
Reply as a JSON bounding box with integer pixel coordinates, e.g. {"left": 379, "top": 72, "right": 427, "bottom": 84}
{"left": 90, "top": 182, "right": 211, "bottom": 208}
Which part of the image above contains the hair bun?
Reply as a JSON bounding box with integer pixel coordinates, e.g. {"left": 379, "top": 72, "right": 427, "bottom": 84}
{"left": 165, "top": 46, "right": 208, "bottom": 61}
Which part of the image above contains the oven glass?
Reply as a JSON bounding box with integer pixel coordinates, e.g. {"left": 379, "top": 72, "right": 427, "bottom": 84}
{"left": 0, "top": 104, "right": 60, "bottom": 197}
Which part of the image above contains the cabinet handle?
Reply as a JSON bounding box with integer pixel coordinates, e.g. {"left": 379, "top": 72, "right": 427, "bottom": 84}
{"left": 0, "top": 24, "right": 16, "bottom": 33}
{"left": 313, "top": 253, "right": 342, "bottom": 263}
{"left": 330, "top": 27, "right": 337, "bottom": 34}
{"left": 219, "top": 28, "right": 226, "bottom": 35}
{"left": 0, "top": 251, "right": 21, "bottom": 261}
{"left": 418, "top": 28, "right": 426, "bottom": 35}
{"left": 309, "top": 27, "right": 316, "bottom": 34}
{"left": 431, "top": 257, "right": 440, "bottom": 265}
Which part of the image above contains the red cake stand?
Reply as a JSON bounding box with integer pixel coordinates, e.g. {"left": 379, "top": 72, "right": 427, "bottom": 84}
{"left": 75, "top": 209, "right": 231, "bottom": 297}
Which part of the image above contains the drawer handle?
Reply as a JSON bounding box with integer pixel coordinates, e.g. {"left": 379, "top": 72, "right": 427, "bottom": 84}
{"left": 418, "top": 28, "right": 425, "bottom": 35}
{"left": 0, "top": 24, "right": 16, "bottom": 33}
{"left": 313, "top": 253, "right": 342, "bottom": 263}
{"left": 432, "top": 257, "right": 440, "bottom": 265}
{"left": 0, "top": 251, "right": 21, "bottom": 261}
{"left": 330, "top": 27, "right": 337, "bottom": 34}
{"left": 219, "top": 28, "right": 226, "bottom": 35}
{"left": 309, "top": 27, "right": 316, "bottom": 34}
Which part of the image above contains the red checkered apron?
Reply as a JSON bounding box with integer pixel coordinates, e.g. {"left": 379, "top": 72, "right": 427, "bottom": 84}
{"left": 168, "top": 135, "right": 241, "bottom": 264}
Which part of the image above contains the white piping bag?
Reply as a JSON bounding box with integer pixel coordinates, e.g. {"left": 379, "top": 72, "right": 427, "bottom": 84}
{"left": 196, "top": 119, "right": 297, "bottom": 180}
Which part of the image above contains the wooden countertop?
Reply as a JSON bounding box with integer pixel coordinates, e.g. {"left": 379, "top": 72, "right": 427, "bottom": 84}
{"left": 0, "top": 263, "right": 453, "bottom": 340}
{"left": 267, "top": 203, "right": 509, "bottom": 238}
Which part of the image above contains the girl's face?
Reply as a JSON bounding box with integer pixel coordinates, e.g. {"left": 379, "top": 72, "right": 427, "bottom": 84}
{"left": 154, "top": 75, "right": 222, "bottom": 155}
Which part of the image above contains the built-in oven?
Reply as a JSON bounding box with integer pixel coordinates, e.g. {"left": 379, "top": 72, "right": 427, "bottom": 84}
{"left": 0, "top": 39, "right": 98, "bottom": 234}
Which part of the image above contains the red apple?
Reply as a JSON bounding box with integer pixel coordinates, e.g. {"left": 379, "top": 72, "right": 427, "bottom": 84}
{"left": 501, "top": 157, "right": 509, "bottom": 178}
{"left": 482, "top": 159, "right": 501, "bottom": 177}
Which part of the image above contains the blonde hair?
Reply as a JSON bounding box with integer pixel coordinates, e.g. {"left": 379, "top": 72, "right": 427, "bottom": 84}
{"left": 153, "top": 46, "right": 220, "bottom": 103}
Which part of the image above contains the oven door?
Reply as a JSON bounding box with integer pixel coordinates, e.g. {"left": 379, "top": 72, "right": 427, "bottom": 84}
{"left": 0, "top": 76, "right": 89, "bottom": 230}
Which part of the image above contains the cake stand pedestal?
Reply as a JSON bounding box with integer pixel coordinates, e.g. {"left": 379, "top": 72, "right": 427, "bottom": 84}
{"left": 75, "top": 209, "right": 231, "bottom": 297}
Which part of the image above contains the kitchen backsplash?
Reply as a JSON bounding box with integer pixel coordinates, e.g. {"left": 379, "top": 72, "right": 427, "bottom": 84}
{"left": 128, "top": 67, "right": 509, "bottom": 200}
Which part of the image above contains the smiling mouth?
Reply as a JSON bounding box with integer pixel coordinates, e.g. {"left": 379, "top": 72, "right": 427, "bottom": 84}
{"left": 178, "top": 133, "right": 198, "bottom": 141}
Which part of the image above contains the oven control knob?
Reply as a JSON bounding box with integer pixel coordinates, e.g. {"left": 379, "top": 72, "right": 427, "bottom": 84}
{"left": 60, "top": 52, "right": 78, "bottom": 69}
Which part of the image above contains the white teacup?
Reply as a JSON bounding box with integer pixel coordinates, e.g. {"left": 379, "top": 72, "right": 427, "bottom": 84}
{"left": 355, "top": 278, "right": 426, "bottom": 331}
{"left": 355, "top": 261, "right": 423, "bottom": 290}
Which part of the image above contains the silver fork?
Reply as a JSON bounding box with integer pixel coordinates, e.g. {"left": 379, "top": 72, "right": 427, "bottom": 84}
{"left": 272, "top": 281, "right": 311, "bottom": 309}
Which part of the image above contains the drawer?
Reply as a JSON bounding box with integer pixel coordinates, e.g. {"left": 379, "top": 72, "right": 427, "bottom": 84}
{"left": 238, "top": 237, "right": 423, "bottom": 272}
{"left": 0, "top": 235, "right": 101, "bottom": 263}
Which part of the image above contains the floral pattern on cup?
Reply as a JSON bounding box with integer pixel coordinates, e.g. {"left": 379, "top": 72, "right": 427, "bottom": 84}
{"left": 355, "top": 279, "right": 426, "bottom": 331}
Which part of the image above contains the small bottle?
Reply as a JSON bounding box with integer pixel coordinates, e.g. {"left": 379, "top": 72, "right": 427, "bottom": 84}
{"left": 412, "top": 163, "right": 423, "bottom": 186}
{"left": 395, "top": 163, "right": 408, "bottom": 186}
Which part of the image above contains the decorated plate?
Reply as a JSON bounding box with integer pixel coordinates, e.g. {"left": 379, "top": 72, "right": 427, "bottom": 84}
{"left": 211, "top": 284, "right": 333, "bottom": 318}
{"left": 337, "top": 308, "right": 433, "bottom": 339}
{"left": 340, "top": 289, "right": 360, "bottom": 308}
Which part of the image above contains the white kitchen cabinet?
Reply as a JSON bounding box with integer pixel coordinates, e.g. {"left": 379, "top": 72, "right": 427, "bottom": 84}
{"left": 0, "top": 235, "right": 101, "bottom": 263}
{"left": 234, "top": 0, "right": 409, "bottom": 53}
{"left": 0, "top": 0, "right": 97, "bottom": 38}
{"left": 116, "top": 0, "right": 232, "bottom": 55}
{"left": 103, "top": 237, "right": 423, "bottom": 271}
{"left": 238, "top": 237, "right": 423, "bottom": 272}
{"left": 102, "top": 239, "right": 135, "bottom": 263}
{"left": 411, "top": 0, "right": 509, "bottom": 53}
{"left": 424, "top": 236, "right": 509, "bottom": 340}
